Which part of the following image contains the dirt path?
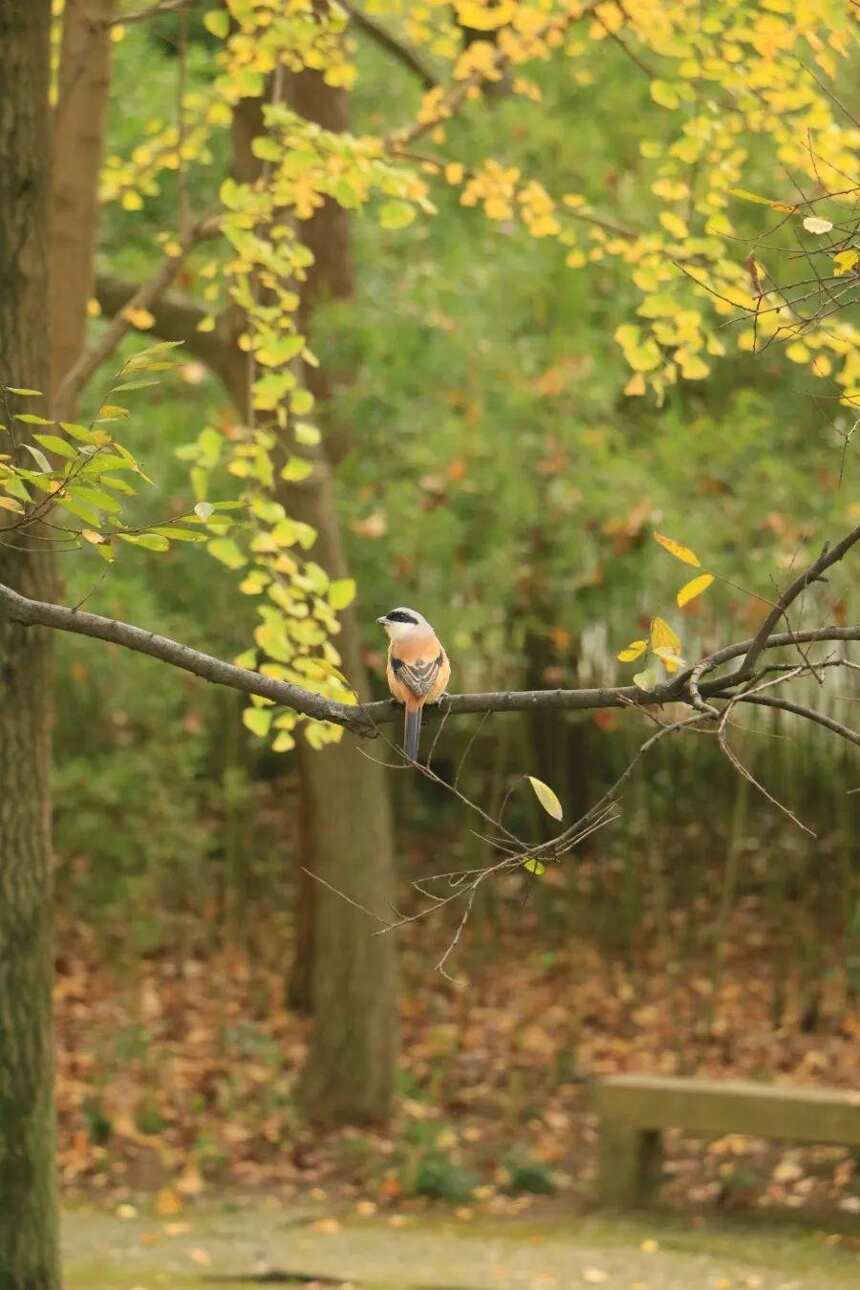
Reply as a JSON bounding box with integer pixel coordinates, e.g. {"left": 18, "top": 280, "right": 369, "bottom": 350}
{"left": 63, "top": 1200, "right": 860, "bottom": 1289}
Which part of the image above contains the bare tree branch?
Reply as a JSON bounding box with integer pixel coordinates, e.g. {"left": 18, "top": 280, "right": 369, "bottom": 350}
{"left": 54, "top": 210, "right": 220, "bottom": 418}
{"left": 108, "top": 0, "right": 197, "bottom": 27}
{"left": 740, "top": 523, "right": 860, "bottom": 672}
{"left": 2, "top": 576, "right": 857, "bottom": 738}
{"left": 339, "top": 1, "right": 438, "bottom": 90}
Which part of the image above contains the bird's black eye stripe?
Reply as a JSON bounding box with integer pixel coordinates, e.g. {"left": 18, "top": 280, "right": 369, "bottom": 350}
{"left": 385, "top": 610, "right": 419, "bottom": 624}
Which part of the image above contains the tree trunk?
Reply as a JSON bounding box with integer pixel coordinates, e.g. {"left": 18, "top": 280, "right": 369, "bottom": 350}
{"left": 287, "top": 71, "right": 398, "bottom": 1121}
{"left": 231, "top": 81, "right": 400, "bottom": 1119}
{"left": 51, "top": 0, "right": 115, "bottom": 402}
{"left": 0, "top": 2, "right": 60, "bottom": 1286}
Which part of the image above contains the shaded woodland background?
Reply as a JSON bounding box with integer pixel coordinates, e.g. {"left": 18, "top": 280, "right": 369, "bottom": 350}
{"left": 8, "top": 0, "right": 860, "bottom": 1236}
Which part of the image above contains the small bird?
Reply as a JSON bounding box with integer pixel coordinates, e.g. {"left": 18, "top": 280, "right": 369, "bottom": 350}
{"left": 377, "top": 607, "right": 451, "bottom": 761}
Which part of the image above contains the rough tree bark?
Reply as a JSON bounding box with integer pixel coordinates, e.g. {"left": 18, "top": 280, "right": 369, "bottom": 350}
{"left": 0, "top": 2, "right": 60, "bottom": 1285}
{"left": 51, "top": 0, "right": 116, "bottom": 401}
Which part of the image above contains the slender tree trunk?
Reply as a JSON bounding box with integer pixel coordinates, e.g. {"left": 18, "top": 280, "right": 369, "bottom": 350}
{"left": 233, "top": 74, "right": 399, "bottom": 1121}
{"left": 0, "top": 3, "right": 60, "bottom": 1285}
{"left": 51, "top": 0, "right": 116, "bottom": 403}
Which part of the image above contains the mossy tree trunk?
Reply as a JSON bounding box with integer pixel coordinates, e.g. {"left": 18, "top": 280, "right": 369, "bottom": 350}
{"left": 0, "top": 1, "right": 60, "bottom": 1285}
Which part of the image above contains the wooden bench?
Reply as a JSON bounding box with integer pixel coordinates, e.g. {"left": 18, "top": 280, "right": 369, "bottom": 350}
{"left": 593, "top": 1074, "right": 860, "bottom": 1206}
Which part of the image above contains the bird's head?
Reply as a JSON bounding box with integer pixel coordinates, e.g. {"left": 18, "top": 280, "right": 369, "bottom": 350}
{"left": 376, "top": 606, "right": 429, "bottom": 642}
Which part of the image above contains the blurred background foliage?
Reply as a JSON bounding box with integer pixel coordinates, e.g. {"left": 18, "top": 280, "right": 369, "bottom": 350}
{"left": 54, "top": 9, "right": 857, "bottom": 1001}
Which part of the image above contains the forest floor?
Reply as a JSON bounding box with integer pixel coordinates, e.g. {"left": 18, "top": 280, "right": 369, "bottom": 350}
{"left": 56, "top": 866, "right": 860, "bottom": 1220}
{"left": 63, "top": 1194, "right": 860, "bottom": 1289}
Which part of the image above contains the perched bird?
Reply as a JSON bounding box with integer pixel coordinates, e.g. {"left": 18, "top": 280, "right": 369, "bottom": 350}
{"left": 377, "top": 607, "right": 451, "bottom": 761}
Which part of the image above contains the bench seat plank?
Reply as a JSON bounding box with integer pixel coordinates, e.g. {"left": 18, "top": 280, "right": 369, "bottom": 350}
{"left": 594, "top": 1075, "right": 860, "bottom": 1147}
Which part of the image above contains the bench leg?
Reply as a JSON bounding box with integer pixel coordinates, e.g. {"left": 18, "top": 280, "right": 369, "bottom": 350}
{"left": 596, "top": 1123, "right": 661, "bottom": 1206}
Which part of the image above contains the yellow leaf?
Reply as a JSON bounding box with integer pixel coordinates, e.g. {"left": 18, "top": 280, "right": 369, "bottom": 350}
{"left": 659, "top": 211, "right": 688, "bottom": 240}
{"left": 834, "top": 249, "right": 859, "bottom": 275}
{"left": 0, "top": 497, "right": 25, "bottom": 514}
{"left": 730, "top": 187, "right": 795, "bottom": 212}
{"left": 624, "top": 371, "right": 646, "bottom": 396}
{"left": 444, "top": 162, "right": 464, "bottom": 184}
{"left": 650, "top": 80, "right": 679, "bottom": 109}
{"left": 676, "top": 573, "right": 714, "bottom": 606}
{"left": 652, "top": 645, "right": 685, "bottom": 673}
{"left": 650, "top": 616, "right": 680, "bottom": 653}
{"left": 678, "top": 351, "right": 709, "bottom": 380}
{"left": 785, "top": 341, "right": 809, "bottom": 363}
{"left": 617, "top": 640, "right": 648, "bottom": 663}
{"left": 527, "top": 776, "right": 563, "bottom": 822}
{"left": 653, "top": 531, "right": 700, "bottom": 567}
{"left": 123, "top": 307, "right": 155, "bottom": 330}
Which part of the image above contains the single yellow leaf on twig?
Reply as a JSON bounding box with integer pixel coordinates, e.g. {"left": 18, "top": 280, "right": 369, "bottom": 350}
{"left": 527, "top": 776, "right": 563, "bottom": 821}
{"left": 617, "top": 639, "right": 647, "bottom": 663}
{"left": 653, "top": 531, "right": 700, "bottom": 566}
{"left": 650, "top": 616, "right": 681, "bottom": 653}
{"left": 652, "top": 645, "right": 685, "bottom": 673}
{"left": 677, "top": 572, "right": 714, "bottom": 607}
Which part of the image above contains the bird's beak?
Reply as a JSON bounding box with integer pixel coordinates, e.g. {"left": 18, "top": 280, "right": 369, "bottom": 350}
{"left": 376, "top": 615, "right": 387, "bottom": 625}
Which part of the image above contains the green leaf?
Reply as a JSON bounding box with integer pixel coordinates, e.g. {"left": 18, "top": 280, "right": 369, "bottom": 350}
{"left": 242, "top": 707, "right": 273, "bottom": 738}
{"left": 151, "top": 526, "right": 207, "bottom": 542}
{"left": 22, "top": 443, "right": 52, "bottom": 472}
{"left": 290, "top": 388, "right": 314, "bottom": 415}
{"left": 60, "top": 422, "right": 111, "bottom": 445}
{"left": 5, "top": 387, "right": 42, "bottom": 397}
{"left": 14, "top": 413, "right": 55, "bottom": 427}
{"left": 379, "top": 200, "right": 416, "bottom": 230}
{"left": 33, "top": 434, "right": 77, "bottom": 459}
{"left": 280, "top": 456, "right": 314, "bottom": 482}
{"left": 118, "top": 532, "right": 170, "bottom": 552}
{"left": 207, "top": 537, "right": 246, "bottom": 569}
{"left": 73, "top": 485, "right": 121, "bottom": 513}
{"left": 328, "top": 578, "right": 356, "bottom": 610}
{"left": 203, "top": 8, "right": 230, "bottom": 38}
{"left": 93, "top": 474, "right": 135, "bottom": 495}
{"left": 110, "top": 379, "right": 159, "bottom": 393}
{"left": 633, "top": 664, "right": 661, "bottom": 692}
{"left": 527, "top": 776, "right": 563, "bottom": 821}
{"left": 57, "top": 494, "right": 103, "bottom": 526}
{"left": 294, "top": 421, "right": 321, "bottom": 446}
{"left": 523, "top": 857, "right": 546, "bottom": 876}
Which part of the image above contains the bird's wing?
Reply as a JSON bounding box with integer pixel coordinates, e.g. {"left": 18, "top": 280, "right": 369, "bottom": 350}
{"left": 391, "top": 651, "right": 445, "bottom": 700}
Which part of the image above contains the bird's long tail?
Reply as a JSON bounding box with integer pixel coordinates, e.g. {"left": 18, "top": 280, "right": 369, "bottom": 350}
{"left": 404, "top": 704, "right": 422, "bottom": 761}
